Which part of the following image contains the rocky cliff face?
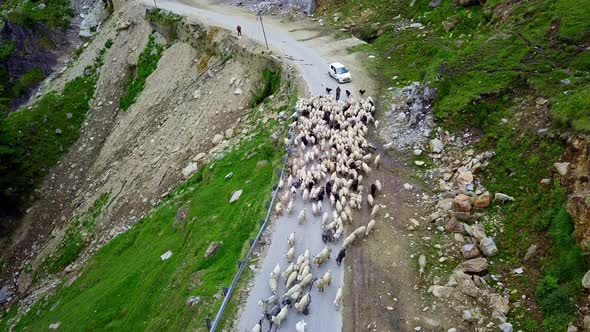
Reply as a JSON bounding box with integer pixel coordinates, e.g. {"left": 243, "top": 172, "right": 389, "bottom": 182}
{"left": 559, "top": 135, "right": 590, "bottom": 249}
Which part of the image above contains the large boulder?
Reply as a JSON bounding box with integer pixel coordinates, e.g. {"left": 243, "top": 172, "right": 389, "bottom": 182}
{"left": 461, "top": 243, "right": 480, "bottom": 259}
{"left": 453, "top": 194, "right": 472, "bottom": 212}
{"left": 230, "top": 190, "right": 243, "bottom": 203}
{"left": 479, "top": 237, "right": 498, "bottom": 257}
{"left": 455, "top": 257, "right": 488, "bottom": 274}
{"left": 429, "top": 138, "right": 444, "bottom": 153}
{"left": 554, "top": 162, "right": 570, "bottom": 176}
{"left": 473, "top": 191, "right": 491, "bottom": 209}
{"left": 204, "top": 241, "right": 220, "bottom": 259}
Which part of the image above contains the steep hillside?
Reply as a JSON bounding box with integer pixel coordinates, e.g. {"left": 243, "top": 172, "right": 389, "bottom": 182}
{"left": 0, "top": 4, "right": 299, "bottom": 330}
{"left": 0, "top": 0, "right": 110, "bottom": 231}
{"left": 316, "top": 0, "right": 590, "bottom": 330}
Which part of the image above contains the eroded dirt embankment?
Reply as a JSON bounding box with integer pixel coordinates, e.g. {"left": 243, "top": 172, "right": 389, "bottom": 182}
{"left": 1, "top": 3, "right": 295, "bottom": 303}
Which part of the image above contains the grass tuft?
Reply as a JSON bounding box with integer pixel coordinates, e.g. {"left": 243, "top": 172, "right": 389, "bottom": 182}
{"left": 119, "top": 33, "right": 166, "bottom": 111}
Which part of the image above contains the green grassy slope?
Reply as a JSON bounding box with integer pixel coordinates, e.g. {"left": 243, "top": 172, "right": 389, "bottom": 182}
{"left": 8, "top": 127, "right": 284, "bottom": 331}
{"left": 317, "top": 0, "right": 590, "bottom": 330}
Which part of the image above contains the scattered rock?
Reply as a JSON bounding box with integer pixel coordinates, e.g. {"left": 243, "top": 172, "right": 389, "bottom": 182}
{"left": 445, "top": 218, "right": 465, "bottom": 234}
{"left": 186, "top": 296, "right": 201, "bottom": 307}
{"left": 234, "top": 88, "right": 242, "bottom": 95}
{"left": 489, "top": 294, "right": 510, "bottom": 321}
{"left": 452, "top": 194, "right": 472, "bottom": 212}
{"left": 55, "top": 128, "right": 63, "bottom": 135}
{"left": 160, "top": 250, "right": 173, "bottom": 261}
{"left": 429, "top": 138, "right": 444, "bottom": 153}
{"left": 225, "top": 172, "right": 233, "bottom": 180}
{"left": 230, "top": 189, "right": 243, "bottom": 203}
{"left": 473, "top": 192, "right": 491, "bottom": 208}
{"left": 428, "top": 285, "right": 454, "bottom": 298}
{"left": 465, "top": 223, "right": 487, "bottom": 241}
{"left": 0, "top": 286, "right": 13, "bottom": 304}
{"left": 415, "top": 160, "right": 425, "bottom": 166}
{"left": 479, "top": 237, "right": 498, "bottom": 257}
{"left": 428, "top": 0, "right": 441, "bottom": 7}
{"left": 225, "top": 128, "right": 234, "bottom": 139}
{"left": 455, "top": 257, "right": 488, "bottom": 273}
{"left": 182, "top": 162, "right": 199, "bottom": 179}
{"left": 205, "top": 241, "right": 220, "bottom": 259}
{"left": 461, "top": 243, "right": 480, "bottom": 259}
{"left": 582, "top": 270, "right": 590, "bottom": 288}
{"left": 49, "top": 322, "right": 61, "bottom": 330}
{"left": 554, "top": 162, "right": 570, "bottom": 176}
{"left": 212, "top": 134, "right": 224, "bottom": 145}
{"left": 116, "top": 20, "right": 133, "bottom": 31}
{"left": 413, "top": 149, "right": 423, "bottom": 156}
{"left": 524, "top": 244, "right": 538, "bottom": 261}
{"left": 403, "top": 183, "right": 414, "bottom": 190}
{"left": 498, "top": 322, "right": 513, "bottom": 332}
{"left": 17, "top": 272, "right": 32, "bottom": 294}
{"left": 256, "top": 160, "right": 269, "bottom": 168}
{"left": 494, "top": 192, "right": 514, "bottom": 203}
{"left": 193, "top": 152, "right": 206, "bottom": 162}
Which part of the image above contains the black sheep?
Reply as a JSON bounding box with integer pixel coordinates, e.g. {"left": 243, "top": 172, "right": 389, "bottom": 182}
{"left": 371, "top": 183, "right": 377, "bottom": 197}
{"left": 351, "top": 179, "right": 359, "bottom": 192}
{"left": 336, "top": 248, "right": 346, "bottom": 265}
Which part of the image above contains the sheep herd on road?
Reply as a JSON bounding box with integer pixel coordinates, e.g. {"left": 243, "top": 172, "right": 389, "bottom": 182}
{"left": 252, "top": 95, "right": 382, "bottom": 332}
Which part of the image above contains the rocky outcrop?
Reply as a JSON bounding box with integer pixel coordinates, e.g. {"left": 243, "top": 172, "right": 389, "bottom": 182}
{"left": 556, "top": 135, "right": 590, "bottom": 248}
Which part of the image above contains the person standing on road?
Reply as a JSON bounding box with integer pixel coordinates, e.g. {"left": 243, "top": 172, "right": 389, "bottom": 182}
{"left": 237, "top": 25, "right": 242, "bottom": 36}
{"left": 336, "top": 86, "right": 341, "bottom": 101}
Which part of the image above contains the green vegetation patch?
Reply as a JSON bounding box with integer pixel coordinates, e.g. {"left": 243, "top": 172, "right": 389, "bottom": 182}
{"left": 119, "top": 33, "right": 166, "bottom": 111}
{"left": 251, "top": 69, "right": 281, "bottom": 107}
{"left": 13, "top": 128, "right": 284, "bottom": 331}
{"left": 0, "top": 49, "right": 105, "bottom": 232}
{"left": 40, "top": 192, "right": 111, "bottom": 276}
{"left": 3, "top": 0, "right": 74, "bottom": 30}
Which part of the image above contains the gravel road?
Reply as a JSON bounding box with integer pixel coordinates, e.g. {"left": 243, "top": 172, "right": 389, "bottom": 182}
{"left": 144, "top": 0, "right": 373, "bottom": 97}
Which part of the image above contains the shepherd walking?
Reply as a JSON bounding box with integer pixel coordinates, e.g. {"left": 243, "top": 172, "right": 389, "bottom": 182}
{"left": 237, "top": 25, "right": 242, "bottom": 36}
{"left": 336, "top": 86, "right": 341, "bottom": 101}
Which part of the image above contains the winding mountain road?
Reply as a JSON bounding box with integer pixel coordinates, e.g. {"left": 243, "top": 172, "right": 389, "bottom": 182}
{"left": 139, "top": 1, "right": 376, "bottom": 330}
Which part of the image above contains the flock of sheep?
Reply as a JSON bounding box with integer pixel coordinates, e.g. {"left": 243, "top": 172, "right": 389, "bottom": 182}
{"left": 251, "top": 95, "right": 382, "bottom": 332}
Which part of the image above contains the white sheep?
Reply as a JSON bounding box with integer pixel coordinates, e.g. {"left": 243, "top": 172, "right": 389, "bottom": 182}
{"left": 367, "top": 194, "right": 374, "bottom": 207}
{"left": 269, "top": 273, "right": 278, "bottom": 294}
{"left": 354, "top": 226, "right": 366, "bottom": 237}
{"left": 287, "top": 200, "right": 294, "bottom": 214}
{"left": 286, "top": 247, "right": 295, "bottom": 262}
{"left": 286, "top": 270, "right": 298, "bottom": 288}
{"left": 334, "top": 286, "right": 343, "bottom": 310}
{"left": 271, "top": 306, "right": 288, "bottom": 328}
{"left": 299, "top": 273, "right": 313, "bottom": 288}
{"left": 343, "top": 232, "right": 357, "bottom": 248}
{"left": 298, "top": 209, "right": 306, "bottom": 225}
{"left": 371, "top": 204, "right": 380, "bottom": 217}
{"left": 375, "top": 179, "right": 382, "bottom": 192}
{"left": 271, "top": 263, "right": 281, "bottom": 280}
{"left": 295, "top": 320, "right": 307, "bottom": 332}
{"left": 251, "top": 320, "right": 262, "bottom": 332}
{"left": 282, "top": 263, "right": 295, "bottom": 279}
{"left": 275, "top": 202, "right": 284, "bottom": 216}
{"left": 285, "top": 284, "right": 302, "bottom": 298}
{"left": 295, "top": 292, "right": 311, "bottom": 312}
{"left": 313, "top": 246, "right": 332, "bottom": 265}
{"left": 288, "top": 232, "right": 295, "bottom": 248}
{"left": 366, "top": 219, "right": 376, "bottom": 236}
